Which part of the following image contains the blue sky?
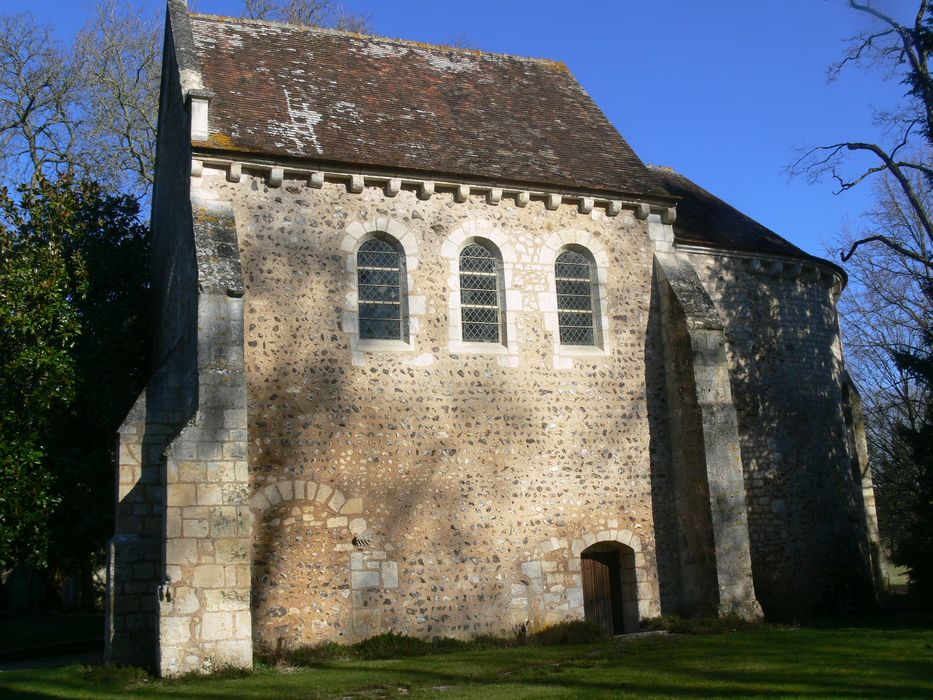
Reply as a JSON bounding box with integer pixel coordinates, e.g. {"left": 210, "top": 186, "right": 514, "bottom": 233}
{"left": 5, "top": 0, "right": 914, "bottom": 260}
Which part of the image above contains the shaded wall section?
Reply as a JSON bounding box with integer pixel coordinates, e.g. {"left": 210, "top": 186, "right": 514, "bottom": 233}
{"left": 689, "top": 251, "right": 877, "bottom": 619}
{"left": 106, "top": 14, "right": 198, "bottom": 668}
{"left": 653, "top": 251, "right": 761, "bottom": 620}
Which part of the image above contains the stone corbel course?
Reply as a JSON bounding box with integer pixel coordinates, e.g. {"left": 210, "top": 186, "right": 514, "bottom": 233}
{"left": 189, "top": 158, "right": 652, "bottom": 219}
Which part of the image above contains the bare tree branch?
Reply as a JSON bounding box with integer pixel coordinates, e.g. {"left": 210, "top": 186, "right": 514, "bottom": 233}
{"left": 848, "top": 0, "right": 933, "bottom": 140}
{"left": 74, "top": 0, "right": 161, "bottom": 201}
{"left": 791, "top": 139, "right": 933, "bottom": 253}
{"left": 841, "top": 233, "right": 933, "bottom": 270}
{"left": 0, "top": 14, "right": 89, "bottom": 183}
{"left": 242, "top": 0, "right": 371, "bottom": 32}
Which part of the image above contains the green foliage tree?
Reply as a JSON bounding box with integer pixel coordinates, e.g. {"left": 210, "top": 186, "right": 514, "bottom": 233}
{"left": 0, "top": 176, "right": 148, "bottom": 598}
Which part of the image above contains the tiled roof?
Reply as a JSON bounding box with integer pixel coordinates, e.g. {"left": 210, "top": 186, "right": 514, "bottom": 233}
{"left": 187, "top": 13, "right": 671, "bottom": 199}
{"left": 650, "top": 166, "right": 822, "bottom": 261}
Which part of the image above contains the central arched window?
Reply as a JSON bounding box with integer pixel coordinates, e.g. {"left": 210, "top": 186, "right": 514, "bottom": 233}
{"left": 459, "top": 241, "right": 504, "bottom": 343}
{"left": 357, "top": 236, "right": 405, "bottom": 340}
{"left": 555, "top": 249, "right": 597, "bottom": 345}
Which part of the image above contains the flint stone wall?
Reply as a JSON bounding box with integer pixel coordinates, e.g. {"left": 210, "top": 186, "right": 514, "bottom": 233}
{"left": 194, "top": 166, "right": 665, "bottom": 646}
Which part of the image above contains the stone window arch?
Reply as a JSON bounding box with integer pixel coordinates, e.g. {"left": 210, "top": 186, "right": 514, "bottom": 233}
{"left": 340, "top": 218, "right": 424, "bottom": 365}
{"left": 441, "top": 219, "right": 518, "bottom": 362}
{"left": 541, "top": 229, "right": 611, "bottom": 368}
{"left": 459, "top": 239, "right": 506, "bottom": 344}
{"left": 555, "top": 246, "right": 601, "bottom": 346}
{"left": 357, "top": 233, "right": 407, "bottom": 341}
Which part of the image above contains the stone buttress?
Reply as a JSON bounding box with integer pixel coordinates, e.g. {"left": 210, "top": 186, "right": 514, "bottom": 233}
{"left": 651, "top": 216, "right": 762, "bottom": 619}
{"left": 107, "top": 1, "right": 253, "bottom": 675}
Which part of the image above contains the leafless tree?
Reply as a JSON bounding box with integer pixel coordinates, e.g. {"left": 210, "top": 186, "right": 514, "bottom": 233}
{"left": 242, "top": 0, "right": 371, "bottom": 32}
{"left": 0, "top": 4, "right": 160, "bottom": 197}
{"left": 0, "top": 14, "right": 87, "bottom": 183}
{"left": 837, "top": 169, "right": 932, "bottom": 550}
{"left": 790, "top": 1, "right": 932, "bottom": 272}
{"left": 790, "top": 1, "right": 933, "bottom": 564}
{"left": 75, "top": 0, "right": 161, "bottom": 200}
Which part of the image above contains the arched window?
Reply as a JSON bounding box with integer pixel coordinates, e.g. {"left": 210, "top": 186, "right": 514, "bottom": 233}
{"left": 459, "top": 241, "right": 504, "bottom": 343}
{"left": 555, "top": 249, "right": 598, "bottom": 346}
{"left": 357, "top": 236, "right": 405, "bottom": 340}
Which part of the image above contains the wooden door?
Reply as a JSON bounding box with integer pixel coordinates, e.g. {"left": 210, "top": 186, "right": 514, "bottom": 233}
{"left": 582, "top": 551, "right": 625, "bottom": 635}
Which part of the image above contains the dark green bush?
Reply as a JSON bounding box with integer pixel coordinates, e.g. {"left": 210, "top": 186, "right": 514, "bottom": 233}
{"left": 81, "top": 664, "right": 150, "bottom": 688}
{"left": 529, "top": 621, "right": 608, "bottom": 645}
{"left": 267, "top": 620, "right": 619, "bottom": 667}
{"left": 351, "top": 632, "right": 433, "bottom": 659}
{"left": 640, "top": 614, "right": 765, "bottom": 634}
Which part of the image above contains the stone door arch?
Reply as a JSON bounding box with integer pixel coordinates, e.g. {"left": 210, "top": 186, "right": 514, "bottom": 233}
{"left": 516, "top": 527, "right": 659, "bottom": 633}
{"left": 580, "top": 541, "right": 638, "bottom": 634}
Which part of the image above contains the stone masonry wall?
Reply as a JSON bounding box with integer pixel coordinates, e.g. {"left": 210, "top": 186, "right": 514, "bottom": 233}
{"left": 653, "top": 252, "right": 760, "bottom": 619}
{"left": 107, "top": 22, "right": 198, "bottom": 668}
{"left": 109, "top": 17, "right": 254, "bottom": 670}
{"left": 688, "top": 251, "right": 876, "bottom": 619}
{"left": 195, "top": 165, "right": 664, "bottom": 647}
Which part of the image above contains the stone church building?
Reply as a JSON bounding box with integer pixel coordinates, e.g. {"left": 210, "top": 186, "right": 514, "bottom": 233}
{"left": 106, "top": 1, "right": 886, "bottom": 675}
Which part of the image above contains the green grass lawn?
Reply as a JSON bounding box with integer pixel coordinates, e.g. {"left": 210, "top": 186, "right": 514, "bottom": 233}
{"left": 1, "top": 624, "right": 931, "bottom": 699}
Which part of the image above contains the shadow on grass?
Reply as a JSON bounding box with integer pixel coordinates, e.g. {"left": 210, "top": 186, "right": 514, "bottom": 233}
{"left": 0, "top": 627, "right": 931, "bottom": 699}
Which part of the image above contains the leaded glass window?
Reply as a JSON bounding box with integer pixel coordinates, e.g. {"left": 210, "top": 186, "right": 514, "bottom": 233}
{"left": 459, "top": 242, "right": 503, "bottom": 343}
{"left": 556, "top": 250, "right": 596, "bottom": 345}
{"left": 357, "top": 237, "right": 404, "bottom": 340}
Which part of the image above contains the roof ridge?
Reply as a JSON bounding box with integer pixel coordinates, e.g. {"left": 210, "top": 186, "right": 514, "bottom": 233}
{"left": 189, "top": 12, "right": 567, "bottom": 68}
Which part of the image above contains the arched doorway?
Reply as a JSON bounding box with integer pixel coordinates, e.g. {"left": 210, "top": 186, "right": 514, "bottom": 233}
{"left": 581, "top": 541, "right": 637, "bottom": 634}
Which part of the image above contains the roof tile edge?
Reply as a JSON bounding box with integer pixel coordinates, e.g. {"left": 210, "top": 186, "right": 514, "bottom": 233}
{"left": 188, "top": 12, "right": 567, "bottom": 68}
{"left": 169, "top": 0, "right": 207, "bottom": 98}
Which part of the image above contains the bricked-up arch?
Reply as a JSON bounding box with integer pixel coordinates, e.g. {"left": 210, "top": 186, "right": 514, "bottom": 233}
{"left": 339, "top": 218, "right": 424, "bottom": 365}
{"left": 249, "top": 480, "right": 399, "bottom": 645}
{"left": 250, "top": 479, "right": 366, "bottom": 526}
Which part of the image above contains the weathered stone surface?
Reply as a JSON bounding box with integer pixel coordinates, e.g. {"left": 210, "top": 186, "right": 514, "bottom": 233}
{"left": 111, "top": 4, "right": 880, "bottom": 674}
